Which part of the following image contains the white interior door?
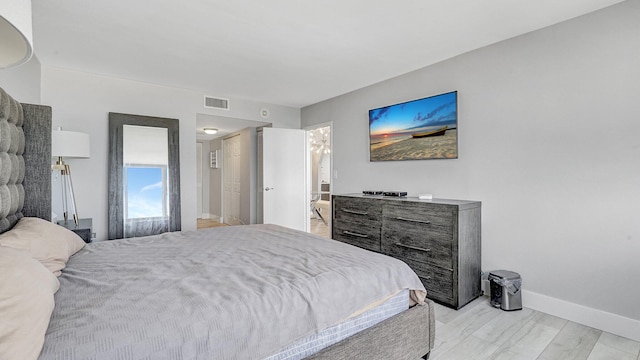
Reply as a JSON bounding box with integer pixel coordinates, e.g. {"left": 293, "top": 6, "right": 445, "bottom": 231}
{"left": 262, "top": 128, "right": 307, "bottom": 231}
{"left": 223, "top": 135, "right": 242, "bottom": 225}
{"left": 196, "top": 142, "right": 203, "bottom": 218}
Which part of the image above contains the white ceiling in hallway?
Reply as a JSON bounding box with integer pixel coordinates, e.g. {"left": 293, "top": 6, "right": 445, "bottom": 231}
{"left": 32, "top": 0, "right": 625, "bottom": 108}
{"left": 195, "top": 113, "right": 270, "bottom": 141}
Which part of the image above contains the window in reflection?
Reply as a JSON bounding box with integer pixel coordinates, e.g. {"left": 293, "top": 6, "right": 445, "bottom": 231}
{"left": 125, "top": 166, "right": 168, "bottom": 219}
{"left": 121, "top": 124, "right": 171, "bottom": 237}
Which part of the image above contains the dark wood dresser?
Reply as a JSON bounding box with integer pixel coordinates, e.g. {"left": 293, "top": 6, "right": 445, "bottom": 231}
{"left": 332, "top": 194, "right": 481, "bottom": 309}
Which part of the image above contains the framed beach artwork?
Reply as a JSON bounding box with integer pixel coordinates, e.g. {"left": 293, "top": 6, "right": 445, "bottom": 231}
{"left": 369, "top": 91, "right": 458, "bottom": 161}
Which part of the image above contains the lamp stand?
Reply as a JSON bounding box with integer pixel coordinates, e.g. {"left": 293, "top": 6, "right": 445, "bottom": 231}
{"left": 52, "top": 156, "right": 79, "bottom": 226}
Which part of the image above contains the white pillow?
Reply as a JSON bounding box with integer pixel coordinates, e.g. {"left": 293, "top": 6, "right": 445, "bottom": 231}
{"left": 0, "top": 246, "right": 60, "bottom": 360}
{"left": 0, "top": 217, "right": 85, "bottom": 276}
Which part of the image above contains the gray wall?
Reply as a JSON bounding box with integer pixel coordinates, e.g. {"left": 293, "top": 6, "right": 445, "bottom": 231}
{"left": 302, "top": 0, "right": 640, "bottom": 330}
{"left": 0, "top": 56, "right": 42, "bottom": 104}
{"left": 42, "top": 66, "right": 300, "bottom": 240}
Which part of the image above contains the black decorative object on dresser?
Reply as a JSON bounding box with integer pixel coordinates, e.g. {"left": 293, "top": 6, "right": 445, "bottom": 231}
{"left": 333, "top": 194, "right": 481, "bottom": 309}
{"left": 57, "top": 218, "right": 93, "bottom": 243}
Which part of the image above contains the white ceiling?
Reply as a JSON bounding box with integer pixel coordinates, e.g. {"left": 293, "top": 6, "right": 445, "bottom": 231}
{"left": 32, "top": 0, "right": 624, "bottom": 108}
{"left": 195, "top": 113, "right": 270, "bottom": 141}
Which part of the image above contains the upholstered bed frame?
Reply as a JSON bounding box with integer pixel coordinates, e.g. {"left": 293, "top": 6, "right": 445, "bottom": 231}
{"left": 0, "top": 87, "right": 51, "bottom": 233}
{"left": 0, "top": 86, "right": 434, "bottom": 360}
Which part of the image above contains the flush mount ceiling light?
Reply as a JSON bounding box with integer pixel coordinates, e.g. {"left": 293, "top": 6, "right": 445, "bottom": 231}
{"left": 203, "top": 128, "right": 218, "bottom": 135}
{"left": 0, "top": 0, "right": 34, "bottom": 68}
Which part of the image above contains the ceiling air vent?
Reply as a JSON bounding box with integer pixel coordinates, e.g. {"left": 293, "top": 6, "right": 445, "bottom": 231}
{"left": 204, "top": 96, "right": 229, "bottom": 110}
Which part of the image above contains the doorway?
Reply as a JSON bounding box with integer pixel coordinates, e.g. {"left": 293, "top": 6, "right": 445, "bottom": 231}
{"left": 306, "top": 123, "right": 332, "bottom": 238}
{"left": 196, "top": 113, "right": 270, "bottom": 227}
{"left": 259, "top": 128, "right": 307, "bottom": 231}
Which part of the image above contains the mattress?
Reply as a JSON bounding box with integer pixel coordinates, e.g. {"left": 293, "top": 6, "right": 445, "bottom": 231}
{"left": 266, "top": 289, "right": 409, "bottom": 360}
{"left": 40, "top": 224, "right": 426, "bottom": 360}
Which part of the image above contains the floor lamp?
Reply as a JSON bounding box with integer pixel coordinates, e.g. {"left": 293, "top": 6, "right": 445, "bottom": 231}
{"left": 51, "top": 128, "right": 90, "bottom": 226}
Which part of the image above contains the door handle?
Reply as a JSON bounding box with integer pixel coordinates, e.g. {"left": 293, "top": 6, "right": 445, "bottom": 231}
{"left": 395, "top": 243, "right": 431, "bottom": 253}
{"left": 343, "top": 209, "right": 368, "bottom": 216}
{"left": 395, "top": 217, "right": 431, "bottom": 224}
{"left": 265, "top": 187, "right": 274, "bottom": 191}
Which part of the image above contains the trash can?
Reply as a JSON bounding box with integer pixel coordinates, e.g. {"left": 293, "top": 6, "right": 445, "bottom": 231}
{"left": 489, "top": 270, "right": 522, "bottom": 311}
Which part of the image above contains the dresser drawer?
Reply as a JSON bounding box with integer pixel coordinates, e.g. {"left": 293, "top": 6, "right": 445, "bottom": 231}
{"left": 333, "top": 197, "right": 382, "bottom": 234}
{"left": 333, "top": 197, "right": 382, "bottom": 252}
{"left": 381, "top": 214, "right": 454, "bottom": 269}
{"left": 333, "top": 224, "right": 381, "bottom": 252}
{"left": 334, "top": 196, "right": 382, "bottom": 223}
{"left": 383, "top": 201, "right": 454, "bottom": 223}
{"left": 403, "top": 258, "right": 454, "bottom": 304}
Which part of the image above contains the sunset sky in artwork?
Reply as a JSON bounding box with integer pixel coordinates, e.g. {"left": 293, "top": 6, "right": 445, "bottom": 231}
{"left": 369, "top": 91, "right": 457, "bottom": 136}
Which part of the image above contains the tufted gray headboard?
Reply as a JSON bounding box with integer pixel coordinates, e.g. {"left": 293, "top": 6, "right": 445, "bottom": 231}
{"left": 0, "top": 87, "right": 52, "bottom": 234}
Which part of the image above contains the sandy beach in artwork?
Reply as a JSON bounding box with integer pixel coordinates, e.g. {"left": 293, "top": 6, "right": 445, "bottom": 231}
{"left": 370, "top": 129, "right": 457, "bottom": 161}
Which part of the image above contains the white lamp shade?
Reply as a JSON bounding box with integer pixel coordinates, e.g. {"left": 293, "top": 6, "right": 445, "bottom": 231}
{"left": 0, "top": 0, "right": 34, "bottom": 69}
{"left": 52, "top": 130, "right": 91, "bottom": 158}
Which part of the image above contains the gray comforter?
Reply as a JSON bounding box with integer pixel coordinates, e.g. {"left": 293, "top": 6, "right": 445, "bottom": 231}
{"left": 39, "top": 224, "right": 426, "bottom": 360}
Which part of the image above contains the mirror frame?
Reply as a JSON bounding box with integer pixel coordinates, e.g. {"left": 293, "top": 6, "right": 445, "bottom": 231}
{"left": 108, "top": 112, "right": 181, "bottom": 240}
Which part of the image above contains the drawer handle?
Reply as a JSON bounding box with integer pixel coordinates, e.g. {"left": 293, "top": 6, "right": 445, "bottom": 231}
{"left": 343, "top": 209, "right": 368, "bottom": 216}
{"left": 395, "top": 217, "right": 431, "bottom": 224}
{"left": 343, "top": 231, "right": 369, "bottom": 238}
{"left": 395, "top": 243, "right": 431, "bottom": 253}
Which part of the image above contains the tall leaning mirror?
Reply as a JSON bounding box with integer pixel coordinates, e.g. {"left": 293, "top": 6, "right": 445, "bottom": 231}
{"left": 108, "top": 113, "right": 181, "bottom": 240}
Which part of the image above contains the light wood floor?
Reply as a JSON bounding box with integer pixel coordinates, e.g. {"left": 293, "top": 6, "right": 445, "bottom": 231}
{"left": 198, "top": 218, "right": 330, "bottom": 235}
{"left": 196, "top": 218, "right": 228, "bottom": 229}
{"left": 197, "top": 218, "right": 331, "bottom": 236}
{"left": 429, "top": 296, "right": 640, "bottom": 360}
{"left": 310, "top": 218, "right": 331, "bottom": 238}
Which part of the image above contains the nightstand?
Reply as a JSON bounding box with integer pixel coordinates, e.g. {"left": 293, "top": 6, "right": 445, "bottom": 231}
{"left": 57, "top": 218, "right": 93, "bottom": 243}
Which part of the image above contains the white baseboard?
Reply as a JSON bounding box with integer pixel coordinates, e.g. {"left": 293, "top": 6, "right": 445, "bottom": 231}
{"left": 522, "top": 290, "right": 640, "bottom": 342}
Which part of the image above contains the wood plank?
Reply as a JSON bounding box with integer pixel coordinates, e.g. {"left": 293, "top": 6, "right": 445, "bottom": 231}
{"left": 432, "top": 299, "right": 500, "bottom": 355}
{"left": 537, "top": 321, "right": 601, "bottom": 360}
{"left": 587, "top": 333, "right": 640, "bottom": 360}
{"left": 473, "top": 307, "right": 537, "bottom": 345}
{"left": 423, "top": 289, "right": 640, "bottom": 360}
{"left": 488, "top": 312, "right": 567, "bottom": 359}
{"left": 588, "top": 342, "right": 638, "bottom": 360}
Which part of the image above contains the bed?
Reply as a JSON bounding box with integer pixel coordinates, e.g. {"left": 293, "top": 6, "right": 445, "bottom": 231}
{"left": 0, "top": 86, "right": 435, "bottom": 360}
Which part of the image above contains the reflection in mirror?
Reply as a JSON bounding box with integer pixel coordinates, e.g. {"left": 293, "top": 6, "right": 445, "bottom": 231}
{"left": 108, "top": 113, "right": 181, "bottom": 240}
{"left": 309, "top": 126, "right": 331, "bottom": 238}
{"left": 123, "top": 125, "right": 169, "bottom": 236}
